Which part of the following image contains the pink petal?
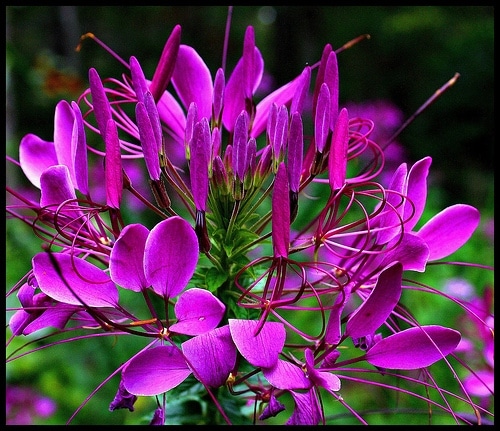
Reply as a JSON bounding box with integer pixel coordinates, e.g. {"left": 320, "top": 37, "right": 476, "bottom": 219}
{"left": 324, "top": 284, "right": 352, "bottom": 345}
{"left": 287, "top": 112, "right": 304, "bottom": 193}
{"left": 129, "top": 55, "right": 148, "bottom": 102}
{"left": 314, "top": 83, "right": 330, "bottom": 153}
{"left": 19, "top": 134, "right": 58, "bottom": 189}
{"left": 136, "top": 101, "right": 161, "bottom": 181}
{"left": 88, "top": 68, "right": 112, "bottom": 137}
{"left": 144, "top": 216, "right": 199, "bottom": 298}
{"left": 171, "top": 44, "right": 213, "bottom": 120}
{"left": 109, "top": 224, "right": 150, "bottom": 291}
{"left": 365, "top": 325, "right": 461, "bottom": 369}
{"left": 417, "top": 204, "right": 480, "bottom": 261}
{"left": 22, "top": 303, "right": 80, "bottom": 334}
{"left": 404, "top": 156, "right": 432, "bottom": 230}
{"left": 304, "top": 349, "right": 341, "bottom": 393}
{"left": 328, "top": 107, "right": 349, "bottom": 190}
{"left": 232, "top": 111, "right": 249, "bottom": 181}
{"left": 375, "top": 162, "right": 407, "bottom": 245}
{"left": 190, "top": 118, "right": 210, "bottom": 210}
{"left": 156, "top": 90, "right": 186, "bottom": 145}
{"left": 149, "top": 24, "right": 181, "bottom": 103}
{"left": 40, "top": 165, "right": 77, "bottom": 208}
{"left": 104, "top": 119, "right": 123, "bottom": 209}
{"left": 463, "top": 370, "right": 494, "bottom": 397}
{"left": 182, "top": 325, "right": 237, "bottom": 388}
{"left": 346, "top": 262, "right": 402, "bottom": 339}
{"left": 251, "top": 73, "right": 301, "bottom": 138}
{"left": 223, "top": 46, "right": 264, "bottom": 133}
{"left": 376, "top": 232, "right": 430, "bottom": 272}
{"left": 262, "top": 359, "right": 311, "bottom": 390}
{"left": 170, "top": 288, "right": 225, "bottom": 336}
{"left": 229, "top": 319, "right": 286, "bottom": 368}
{"left": 123, "top": 345, "right": 191, "bottom": 396}
{"left": 285, "top": 389, "right": 322, "bottom": 425}
{"left": 32, "top": 252, "right": 118, "bottom": 307}
{"left": 324, "top": 50, "right": 339, "bottom": 128}
{"left": 289, "top": 66, "right": 311, "bottom": 116}
{"left": 54, "top": 100, "right": 77, "bottom": 186}
{"left": 272, "top": 163, "right": 290, "bottom": 258}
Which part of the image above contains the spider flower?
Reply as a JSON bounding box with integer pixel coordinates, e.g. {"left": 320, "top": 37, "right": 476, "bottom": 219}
{"left": 6, "top": 11, "right": 493, "bottom": 426}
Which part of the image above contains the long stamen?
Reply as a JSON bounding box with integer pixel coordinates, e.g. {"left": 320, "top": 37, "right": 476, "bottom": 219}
{"left": 359, "top": 73, "right": 461, "bottom": 176}
{"left": 76, "top": 33, "right": 129, "bottom": 69}
{"left": 383, "top": 72, "right": 461, "bottom": 148}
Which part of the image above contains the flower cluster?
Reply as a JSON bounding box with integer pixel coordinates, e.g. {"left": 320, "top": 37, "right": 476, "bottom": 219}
{"left": 6, "top": 14, "right": 493, "bottom": 425}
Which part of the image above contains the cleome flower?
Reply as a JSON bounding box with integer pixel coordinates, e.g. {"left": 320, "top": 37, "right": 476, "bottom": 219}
{"left": 6, "top": 8, "right": 493, "bottom": 426}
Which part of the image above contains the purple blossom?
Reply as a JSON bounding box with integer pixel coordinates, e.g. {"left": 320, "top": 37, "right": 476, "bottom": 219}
{"left": 6, "top": 11, "right": 492, "bottom": 426}
{"left": 6, "top": 385, "right": 57, "bottom": 425}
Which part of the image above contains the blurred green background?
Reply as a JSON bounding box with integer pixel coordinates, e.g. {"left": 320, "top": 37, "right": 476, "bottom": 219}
{"left": 6, "top": 6, "right": 494, "bottom": 425}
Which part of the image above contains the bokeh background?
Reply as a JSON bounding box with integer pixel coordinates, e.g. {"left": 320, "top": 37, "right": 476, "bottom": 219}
{"left": 6, "top": 6, "right": 494, "bottom": 425}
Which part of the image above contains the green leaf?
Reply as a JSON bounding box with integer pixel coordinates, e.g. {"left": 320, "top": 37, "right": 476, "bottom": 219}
{"left": 205, "top": 267, "right": 228, "bottom": 292}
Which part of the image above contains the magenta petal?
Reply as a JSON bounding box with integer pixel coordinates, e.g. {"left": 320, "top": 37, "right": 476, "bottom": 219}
{"left": 232, "top": 111, "right": 249, "bottom": 181}
{"left": 23, "top": 303, "right": 80, "bottom": 334}
{"left": 290, "top": 66, "right": 311, "bottom": 116}
{"left": 223, "top": 47, "right": 264, "bottom": 133}
{"left": 144, "top": 91, "right": 163, "bottom": 153}
{"left": 109, "top": 224, "right": 150, "bottom": 291}
{"left": 229, "top": 319, "right": 286, "bottom": 368}
{"left": 182, "top": 325, "right": 237, "bottom": 388}
{"left": 417, "top": 204, "right": 480, "bottom": 261}
{"left": 285, "top": 389, "right": 322, "bottom": 425}
{"left": 378, "top": 232, "right": 430, "bottom": 272}
{"left": 272, "top": 106, "right": 288, "bottom": 159}
{"left": 190, "top": 118, "right": 210, "bottom": 210}
{"left": 262, "top": 359, "right": 311, "bottom": 390}
{"left": 346, "top": 262, "right": 402, "bottom": 339}
{"left": 242, "top": 26, "right": 256, "bottom": 99}
{"left": 88, "top": 68, "right": 112, "bottom": 137}
{"left": 272, "top": 163, "right": 290, "bottom": 258}
{"left": 287, "top": 112, "right": 304, "bottom": 193}
{"left": 123, "top": 345, "right": 191, "bottom": 396}
{"left": 213, "top": 68, "right": 225, "bottom": 122}
{"left": 144, "top": 216, "right": 199, "bottom": 298}
{"left": 104, "top": 119, "right": 123, "bottom": 208}
{"left": 314, "top": 83, "right": 330, "bottom": 153}
{"left": 157, "top": 90, "right": 186, "bottom": 145}
{"left": 16, "top": 282, "right": 35, "bottom": 308}
{"left": 463, "top": 370, "right": 494, "bottom": 397}
{"left": 375, "top": 162, "right": 407, "bottom": 245}
{"left": 324, "top": 284, "right": 352, "bottom": 345}
{"left": 170, "top": 288, "right": 225, "bottom": 336}
{"left": 32, "top": 252, "right": 118, "bottom": 307}
{"left": 40, "top": 165, "right": 77, "bottom": 208}
{"left": 312, "top": 44, "right": 332, "bottom": 117}
{"left": 150, "top": 24, "right": 181, "bottom": 103}
{"left": 171, "top": 44, "right": 213, "bottom": 120}
{"left": 251, "top": 73, "right": 302, "bottom": 138}
{"left": 365, "top": 325, "right": 461, "bottom": 369}
{"left": 328, "top": 107, "right": 349, "bottom": 190}
{"left": 304, "top": 349, "right": 341, "bottom": 393}
{"left": 324, "top": 50, "right": 339, "bottom": 128}
{"left": 130, "top": 55, "right": 148, "bottom": 103}
{"left": 404, "top": 156, "right": 432, "bottom": 230}
{"left": 54, "top": 100, "right": 77, "bottom": 186}
{"left": 9, "top": 309, "right": 33, "bottom": 336}
{"left": 258, "top": 394, "right": 286, "bottom": 420}
{"left": 19, "top": 134, "right": 58, "bottom": 189}
{"left": 136, "top": 101, "right": 161, "bottom": 181}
